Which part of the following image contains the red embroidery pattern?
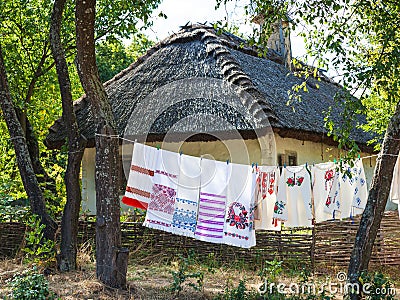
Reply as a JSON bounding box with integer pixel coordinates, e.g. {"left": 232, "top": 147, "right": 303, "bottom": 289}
{"left": 126, "top": 186, "right": 150, "bottom": 198}
{"left": 257, "top": 171, "right": 276, "bottom": 199}
{"left": 146, "top": 219, "right": 171, "bottom": 227}
{"left": 155, "top": 170, "right": 177, "bottom": 179}
{"left": 131, "top": 165, "right": 154, "bottom": 176}
{"left": 148, "top": 184, "right": 176, "bottom": 214}
{"left": 324, "top": 169, "right": 334, "bottom": 191}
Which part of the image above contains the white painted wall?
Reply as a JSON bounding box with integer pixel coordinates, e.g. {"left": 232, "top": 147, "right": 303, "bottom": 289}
{"left": 81, "top": 134, "right": 381, "bottom": 215}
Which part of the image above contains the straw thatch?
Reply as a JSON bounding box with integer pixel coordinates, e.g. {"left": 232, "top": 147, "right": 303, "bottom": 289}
{"left": 45, "top": 25, "right": 373, "bottom": 150}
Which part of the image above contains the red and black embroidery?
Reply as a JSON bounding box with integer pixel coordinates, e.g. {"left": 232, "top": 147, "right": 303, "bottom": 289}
{"left": 130, "top": 164, "right": 154, "bottom": 176}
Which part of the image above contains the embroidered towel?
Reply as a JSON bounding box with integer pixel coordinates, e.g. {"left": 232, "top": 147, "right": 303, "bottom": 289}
{"left": 222, "top": 163, "right": 256, "bottom": 248}
{"left": 324, "top": 161, "right": 366, "bottom": 220}
{"left": 194, "top": 158, "right": 228, "bottom": 244}
{"left": 254, "top": 166, "right": 281, "bottom": 231}
{"left": 143, "top": 148, "right": 180, "bottom": 233}
{"left": 273, "top": 166, "right": 313, "bottom": 227}
{"left": 172, "top": 154, "right": 201, "bottom": 237}
{"left": 122, "top": 143, "right": 159, "bottom": 209}
{"left": 312, "top": 162, "right": 336, "bottom": 223}
{"left": 351, "top": 159, "right": 368, "bottom": 211}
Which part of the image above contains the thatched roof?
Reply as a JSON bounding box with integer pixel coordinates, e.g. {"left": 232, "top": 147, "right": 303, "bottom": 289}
{"left": 45, "top": 25, "right": 373, "bottom": 150}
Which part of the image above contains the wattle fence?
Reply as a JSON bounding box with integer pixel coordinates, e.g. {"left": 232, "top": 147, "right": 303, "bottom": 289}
{"left": 1, "top": 211, "right": 399, "bottom": 271}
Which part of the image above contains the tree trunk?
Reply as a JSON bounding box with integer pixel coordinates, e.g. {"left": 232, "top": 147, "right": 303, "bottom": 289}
{"left": 50, "top": 0, "right": 87, "bottom": 271}
{"left": 15, "top": 107, "right": 58, "bottom": 196}
{"left": 75, "top": 0, "right": 128, "bottom": 288}
{"left": 347, "top": 101, "right": 400, "bottom": 299}
{"left": 0, "top": 46, "right": 57, "bottom": 241}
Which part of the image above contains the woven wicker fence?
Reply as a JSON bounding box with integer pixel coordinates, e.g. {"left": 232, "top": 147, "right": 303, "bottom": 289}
{"left": 314, "top": 211, "right": 400, "bottom": 269}
{"left": 1, "top": 211, "right": 399, "bottom": 271}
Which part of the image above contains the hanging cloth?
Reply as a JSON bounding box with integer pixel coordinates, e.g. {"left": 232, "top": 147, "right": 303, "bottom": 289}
{"left": 172, "top": 154, "right": 201, "bottom": 237}
{"left": 122, "top": 143, "right": 159, "bottom": 210}
{"left": 143, "top": 148, "right": 180, "bottom": 232}
{"left": 194, "top": 158, "right": 228, "bottom": 244}
{"left": 222, "top": 163, "right": 256, "bottom": 248}
{"left": 389, "top": 154, "right": 400, "bottom": 219}
{"left": 311, "top": 162, "right": 336, "bottom": 223}
{"left": 324, "top": 159, "right": 367, "bottom": 220}
{"left": 273, "top": 165, "right": 313, "bottom": 227}
{"left": 254, "top": 166, "right": 281, "bottom": 231}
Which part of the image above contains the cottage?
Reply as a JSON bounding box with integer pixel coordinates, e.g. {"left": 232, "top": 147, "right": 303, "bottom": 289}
{"left": 45, "top": 25, "right": 378, "bottom": 215}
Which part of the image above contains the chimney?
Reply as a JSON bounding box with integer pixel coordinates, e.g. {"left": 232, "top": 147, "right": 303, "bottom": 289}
{"left": 252, "top": 14, "right": 292, "bottom": 70}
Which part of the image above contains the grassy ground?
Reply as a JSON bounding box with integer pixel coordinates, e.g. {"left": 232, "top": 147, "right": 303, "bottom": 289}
{"left": 1, "top": 251, "right": 399, "bottom": 299}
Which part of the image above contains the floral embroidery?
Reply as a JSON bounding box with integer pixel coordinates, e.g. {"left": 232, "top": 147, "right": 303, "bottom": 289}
{"left": 325, "top": 196, "right": 332, "bottom": 207}
{"left": 286, "top": 177, "right": 295, "bottom": 187}
{"left": 226, "top": 202, "right": 249, "bottom": 230}
{"left": 286, "top": 176, "right": 304, "bottom": 187}
{"left": 360, "top": 178, "right": 365, "bottom": 186}
{"left": 274, "top": 201, "right": 286, "bottom": 215}
{"left": 355, "top": 197, "right": 361, "bottom": 206}
{"left": 257, "top": 171, "right": 276, "bottom": 198}
{"left": 354, "top": 187, "right": 359, "bottom": 195}
{"left": 324, "top": 169, "right": 334, "bottom": 191}
{"left": 296, "top": 176, "right": 304, "bottom": 186}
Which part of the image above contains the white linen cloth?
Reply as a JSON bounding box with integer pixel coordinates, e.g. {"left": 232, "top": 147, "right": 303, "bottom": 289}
{"left": 273, "top": 165, "right": 313, "bottom": 227}
{"left": 254, "top": 166, "right": 281, "bottom": 231}
{"left": 222, "top": 163, "right": 256, "bottom": 248}
{"left": 311, "top": 162, "right": 336, "bottom": 223}
{"left": 194, "top": 158, "right": 228, "bottom": 244}
{"left": 143, "top": 149, "right": 180, "bottom": 232}
{"left": 122, "top": 143, "right": 159, "bottom": 209}
{"left": 172, "top": 154, "right": 201, "bottom": 237}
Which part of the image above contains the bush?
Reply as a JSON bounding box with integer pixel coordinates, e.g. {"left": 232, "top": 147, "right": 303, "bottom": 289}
{"left": 7, "top": 267, "right": 56, "bottom": 300}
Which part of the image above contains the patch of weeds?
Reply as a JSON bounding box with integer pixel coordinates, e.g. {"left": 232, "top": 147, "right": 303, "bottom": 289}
{"left": 6, "top": 267, "right": 57, "bottom": 299}
{"left": 357, "top": 271, "right": 396, "bottom": 300}
{"left": 213, "top": 279, "right": 260, "bottom": 300}
{"left": 22, "top": 214, "right": 55, "bottom": 266}
{"left": 169, "top": 250, "right": 205, "bottom": 296}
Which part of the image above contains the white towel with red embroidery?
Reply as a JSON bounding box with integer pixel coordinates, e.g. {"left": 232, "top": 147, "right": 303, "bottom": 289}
{"left": 122, "top": 143, "right": 159, "bottom": 210}
{"left": 254, "top": 166, "right": 281, "bottom": 231}
{"left": 273, "top": 166, "right": 313, "bottom": 227}
{"left": 194, "top": 159, "right": 228, "bottom": 244}
{"left": 311, "top": 162, "right": 336, "bottom": 223}
{"left": 222, "top": 164, "right": 256, "bottom": 248}
{"left": 143, "top": 149, "right": 180, "bottom": 233}
{"left": 172, "top": 154, "right": 201, "bottom": 237}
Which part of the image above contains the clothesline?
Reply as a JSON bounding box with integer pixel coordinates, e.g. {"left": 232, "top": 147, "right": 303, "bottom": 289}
{"left": 94, "top": 133, "right": 399, "bottom": 164}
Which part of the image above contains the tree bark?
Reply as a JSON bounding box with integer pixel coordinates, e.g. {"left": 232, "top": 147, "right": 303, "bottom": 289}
{"left": 348, "top": 101, "right": 400, "bottom": 299}
{"left": 75, "top": 0, "right": 128, "bottom": 288}
{"left": 14, "top": 107, "right": 58, "bottom": 196}
{"left": 50, "top": 0, "right": 87, "bottom": 271}
{"left": 0, "top": 46, "right": 57, "bottom": 241}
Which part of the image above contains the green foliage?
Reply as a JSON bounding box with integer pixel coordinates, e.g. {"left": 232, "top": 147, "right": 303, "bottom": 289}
{"left": 22, "top": 214, "right": 56, "bottom": 264}
{"left": 7, "top": 267, "right": 56, "bottom": 300}
{"left": 96, "top": 34, "right": 154, "bottom": 82}
{"left": 358, "top": 272, "right": 395, "bottom": 300}
{"left": 214, "top": 280, "right": 259, "bottom": 300}
{"left": 169, "top": 250, "right": 205, "bottom": 296}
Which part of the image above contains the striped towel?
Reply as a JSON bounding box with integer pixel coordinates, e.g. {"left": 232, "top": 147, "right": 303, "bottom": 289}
{"left": 222, "top": 163, "right": 256, "bottom": 248}
{"left": 172, "top": 154, "right": 201, "bottom": 237}
{"left": 143, "top": 149, "right": 180, "bottom": 233}
{"left": 194, "top": 158, "right": 228, "bottom": 244}
{"left": 122, "top": 143, "right": 159, "bottom": 210}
